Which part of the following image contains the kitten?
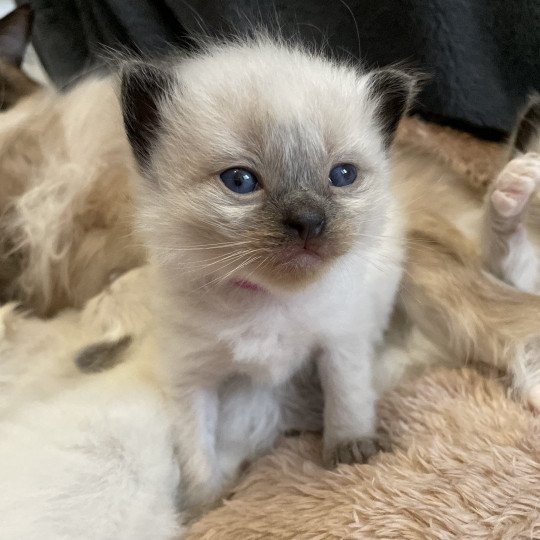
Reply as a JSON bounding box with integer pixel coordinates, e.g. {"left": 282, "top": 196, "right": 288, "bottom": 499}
{"left": 120, "top": 37, "right": 414, "bottom": 513}
{"left": 392, "top": 96, "right": 540, "bottom": 410}
{"left": 0, "top": 4, "right": 40, "bottom": 109}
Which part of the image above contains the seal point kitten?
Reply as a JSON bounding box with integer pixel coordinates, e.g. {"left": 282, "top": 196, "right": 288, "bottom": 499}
{"left": 120, "top": 36, "right": 414, "bottom": 514}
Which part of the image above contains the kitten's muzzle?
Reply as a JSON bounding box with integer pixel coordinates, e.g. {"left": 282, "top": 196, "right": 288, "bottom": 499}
{"left": 283, "top": 207, "right": 326, "bottom": 244}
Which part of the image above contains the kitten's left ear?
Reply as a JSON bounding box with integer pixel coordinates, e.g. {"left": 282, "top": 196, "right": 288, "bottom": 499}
{"left": 367, "top": 69, "right": 417, "bottom": 149}
{"left": 120, "top": 61, "right": 173, "bottom": 168}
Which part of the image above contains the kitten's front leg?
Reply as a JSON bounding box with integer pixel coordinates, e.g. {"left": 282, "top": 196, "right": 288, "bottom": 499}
{"left": 318, "top": 339, "right": 381, "bottom": 467}
{"left": 168, "top": 383, "right": 222, "bottom": 517}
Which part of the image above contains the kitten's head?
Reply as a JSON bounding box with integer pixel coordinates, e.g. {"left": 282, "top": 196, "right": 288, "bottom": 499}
{"left": 0, "top": 4, "right": 40, "bottom": 110}
{"left": 121, "top": 38, "right": 414, "bottom": 292}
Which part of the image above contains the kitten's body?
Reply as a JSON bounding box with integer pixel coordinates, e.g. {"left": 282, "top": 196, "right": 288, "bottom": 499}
{"left": 120, "top": 39, "right": 412, "bottom": 513}
{"left": 392, "top": 98, "right": 540, "bottom": 405}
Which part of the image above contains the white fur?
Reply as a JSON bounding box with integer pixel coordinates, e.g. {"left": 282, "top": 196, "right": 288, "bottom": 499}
{"left": 0, "top": 268, "right": 183, "bottom": 539}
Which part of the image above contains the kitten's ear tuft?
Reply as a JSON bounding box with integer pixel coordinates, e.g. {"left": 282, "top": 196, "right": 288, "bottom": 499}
{"left": 0, "top": 4, "right": 33, "bottom": 67}
{"left": 512, "top": 94, "right": 540, "bottom": 154}
{"left": 368, "top": 69, "right": 417, "bottom": 149}
{"left": 120, "top": 61, "right": 173, "bottom": 167}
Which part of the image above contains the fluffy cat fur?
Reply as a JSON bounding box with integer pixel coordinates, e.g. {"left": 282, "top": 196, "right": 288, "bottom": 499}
{"left": 0, "top": 266, "right": 182, "bottom": 539}
{"left": 0, "top": 35, "right": 538, "bottom": 415}
{"left": 0, "top": 76, "right": 145, "bottom": 315}
{"left": 0, "top": 32, "right": 540, "bottom": 537}
{"left": 119, "top": 37, "right": 414, "bottom": 514}
{"left": 393, "top": 95, "right": 540, "bottom": 409}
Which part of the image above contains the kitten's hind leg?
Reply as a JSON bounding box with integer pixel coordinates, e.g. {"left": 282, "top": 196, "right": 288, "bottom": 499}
{"left": 482, "top": 154, "right": 540, "bottom": 291}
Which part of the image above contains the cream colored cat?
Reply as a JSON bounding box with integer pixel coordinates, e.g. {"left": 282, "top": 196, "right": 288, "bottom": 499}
{"left": 119, "top": 37, "right": 415, "bottom": 514}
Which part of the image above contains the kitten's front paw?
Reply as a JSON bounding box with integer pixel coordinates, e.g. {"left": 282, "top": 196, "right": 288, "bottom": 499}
{"left": 323, "top": 436, "right": 382, "bottom": 468}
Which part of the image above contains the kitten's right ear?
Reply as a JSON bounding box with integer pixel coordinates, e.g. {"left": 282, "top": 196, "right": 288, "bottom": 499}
{"left": 367, "top": 68, "right": 418, "bottom": 149}
{"left": 512, "top": 95, "right": 540, "bottom": 154}
{"left": 120, "top": 61, "right": 173, "bottom": 167}
{"left": 0, "top": 4, "right": 33, "bottom": 67}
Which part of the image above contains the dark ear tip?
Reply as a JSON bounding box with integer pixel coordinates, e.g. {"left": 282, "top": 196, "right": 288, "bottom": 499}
{"left": 120, "top": 60, "right": 173, "bottom": 168}
{"left": 513, "top": 93, "right": 540, "bottom": 154}
{"left": 369, "top": 68, "right": 419, "bottom": 148}
{"left": 369, "top": 68, "right": 418, "bottom": 107}
{"left": 0, "top": 4, "right": 34, "bottom": 67}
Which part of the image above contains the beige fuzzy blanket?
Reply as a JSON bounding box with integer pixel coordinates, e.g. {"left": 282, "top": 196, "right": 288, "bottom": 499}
{"left": 187, "top": 122, "right": 539, "bottom": 539}
{"left": 189, "top": 368, "right": 539, "bottom": 539}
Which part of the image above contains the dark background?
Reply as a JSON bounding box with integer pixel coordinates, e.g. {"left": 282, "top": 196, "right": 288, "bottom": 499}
{"left": 20, "top": 0, "right": 540, "bottom": 140}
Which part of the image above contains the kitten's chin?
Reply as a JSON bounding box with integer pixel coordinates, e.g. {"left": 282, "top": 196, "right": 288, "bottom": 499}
{"left": 231, "top": 247, "right": 332, "bottom": 293}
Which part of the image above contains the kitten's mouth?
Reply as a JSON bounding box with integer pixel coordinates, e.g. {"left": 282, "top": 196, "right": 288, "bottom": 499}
{"left": 278, "top": 245, "right": 324, "bottom": 267}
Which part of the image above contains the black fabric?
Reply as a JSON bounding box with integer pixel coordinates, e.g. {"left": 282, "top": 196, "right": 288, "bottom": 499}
{"left": 19, "top": 0, "right": 540, "bottom": 139}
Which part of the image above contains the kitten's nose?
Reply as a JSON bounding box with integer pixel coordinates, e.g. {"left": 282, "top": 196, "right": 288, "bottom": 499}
{"left": 284, "top": 208, "right": 326, "bottom": 242}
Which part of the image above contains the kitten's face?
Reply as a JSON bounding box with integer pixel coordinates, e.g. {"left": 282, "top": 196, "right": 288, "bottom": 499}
{"left": 123, "top": 41, "right": 411, "bottom": 291}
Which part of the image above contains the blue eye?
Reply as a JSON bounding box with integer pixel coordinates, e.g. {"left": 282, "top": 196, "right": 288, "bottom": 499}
{"left": 220, "top": 168, "right": 259, "bottom": 194}
{"left": 329, "top": 164, "right": 357, "bottom": 187}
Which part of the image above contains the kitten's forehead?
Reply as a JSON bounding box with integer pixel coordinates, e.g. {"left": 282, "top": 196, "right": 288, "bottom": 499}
{"left": 168, "top": 42, "right": 382, "bottom": 164}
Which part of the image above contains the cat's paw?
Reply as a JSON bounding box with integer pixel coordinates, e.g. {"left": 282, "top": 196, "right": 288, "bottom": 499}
{"left": 491, "top": 154, "right": 540, "bottom": 218}
{"left": 323, "top": 436, "right": 382, "bottom": 468}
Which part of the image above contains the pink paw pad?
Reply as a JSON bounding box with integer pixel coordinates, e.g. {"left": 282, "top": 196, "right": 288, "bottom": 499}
{"left": 491, "top": 156, "right": 540, "bottom": 218}
{"left": 491, "top": 177, "right": 535, "bottom": 217}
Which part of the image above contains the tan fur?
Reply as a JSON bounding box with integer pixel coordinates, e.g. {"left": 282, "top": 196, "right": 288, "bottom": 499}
{"left": 187, "top": 367, "right": 540, "bottom": 539}
{"left": 0, "top": 79, "right": 145, "bottom": 315}
{"left": 401, "top": 211, "right": 540, "bottom": 397}
{"left": 386, "top": 124, "right": 540, "bottom": 402}
{"left": 396, "top": 116, "right": 505, "bottom": 193}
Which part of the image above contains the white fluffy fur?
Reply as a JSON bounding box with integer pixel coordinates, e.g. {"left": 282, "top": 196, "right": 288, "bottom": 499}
{"left": 0, "top": 267, "right": 182, "bottom": 539}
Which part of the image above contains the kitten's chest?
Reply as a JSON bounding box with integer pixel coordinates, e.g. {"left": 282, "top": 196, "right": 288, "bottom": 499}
{"left": 217, "top": 304, "right": 316, "bottom": 384}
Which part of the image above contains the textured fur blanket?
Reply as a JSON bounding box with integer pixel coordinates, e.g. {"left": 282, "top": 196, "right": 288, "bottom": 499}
{"left": 1, "top": 120, "right": 538, "bottom": 539}
{"left": 188, "top": 368, "right": 540, "bottom": 539}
